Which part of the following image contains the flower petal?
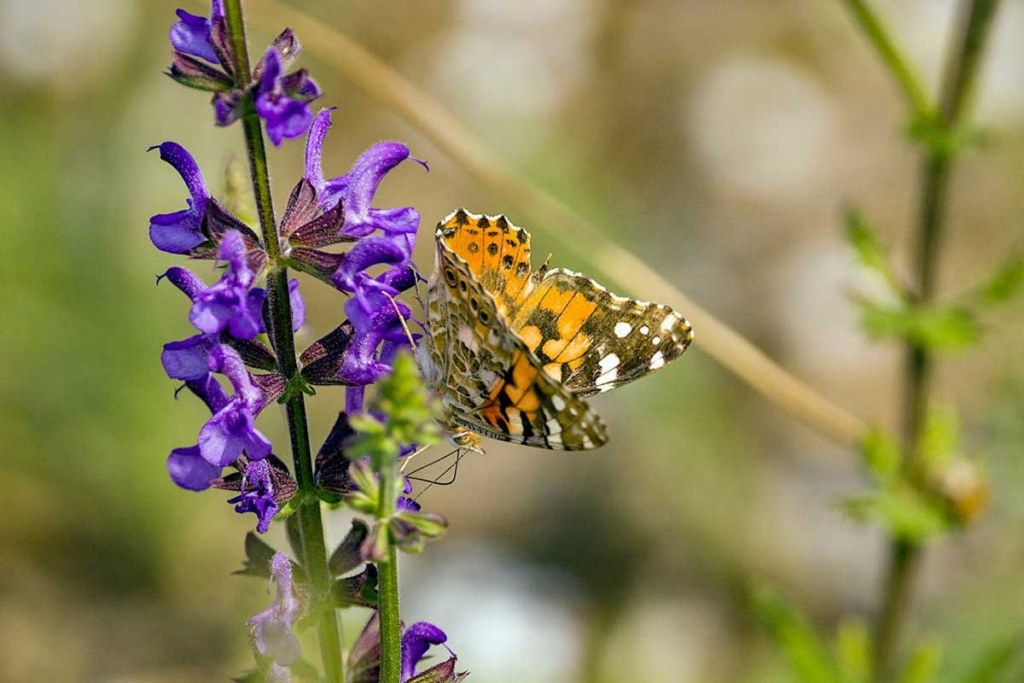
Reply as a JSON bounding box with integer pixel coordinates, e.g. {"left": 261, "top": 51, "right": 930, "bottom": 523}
{"left": 161, "top": 334, "right": 216, "bottom": 380}
{"left": 167, "top": 445, "right": 222, "bottom": 491}
{"left": 169, "top": 9, "right": 217, "bottom": 64}
{"left": 401, "top": 622, "right": 448, "bottom": 681}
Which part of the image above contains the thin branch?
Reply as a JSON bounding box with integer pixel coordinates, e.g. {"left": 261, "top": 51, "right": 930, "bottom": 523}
{"left": 841, "top": 0, "right": 932, "bottom": 116}
{"left": 252, "top": 0, "right": 868, "bottom": 448}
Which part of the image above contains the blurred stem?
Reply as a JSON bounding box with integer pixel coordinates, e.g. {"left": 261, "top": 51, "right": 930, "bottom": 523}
{"left": 250, "top": 0, "right": 868, "bottom": 450}
{"left": 841, "top": 0, "right": 931, "bottom": 116}
{"left": 870, "top": 1, "right": 1002, "bottom": 680}
{"left": 222, "top": 2, "right": 344, "bottom": 681}
{"left": 375, "top": 448, "right": 402, "bottom": 683}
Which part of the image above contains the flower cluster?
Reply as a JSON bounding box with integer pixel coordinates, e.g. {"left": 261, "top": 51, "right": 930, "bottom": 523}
{"left": 168, "top": 0, "right": 321, "bottom": 145}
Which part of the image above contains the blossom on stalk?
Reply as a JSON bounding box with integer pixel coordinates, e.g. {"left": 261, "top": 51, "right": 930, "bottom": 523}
{"left": 227, "top": 458, "right": 279, "bottom": 533}
{"left": 166, "top": 3, "right": 321, "bottom": 144}
{"left": 199, "top": 345, "right": 273, "bottom": 466}
{"left": 348, "top": 612, "right": 467, "bottom": 683}
{"left": 166, "top": 374, "right": 231, "bottom": 491}
{"left": 190, "top": 230, "right": 262, "bottom": 338}
{"left": 149, "top": 142, "right": 211, "bottom": 253}
{"left": 298, "top": 109, "right": 427, "bottom": 394}
{"left": 249, "top": 552, "right": 302, "bottom": 667}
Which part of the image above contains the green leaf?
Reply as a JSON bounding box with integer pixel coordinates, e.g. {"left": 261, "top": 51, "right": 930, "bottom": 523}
{"left": 844, "top": 210, "right": 906, "bottom": 299}
{"left": 396, "top": 510, "right": 449, "bottom": 538}
{"left": 858, "top": 427, "right": 903, "bottom": 484}
{"left": 842, "top": 485, "right": 951, "bottom": 542}
{"left": 960, "top": 630, "right": 1024, "bottom": 683}
{"left": 974, "top": 254, "right": 1024, "bottom": 306}
{"left": 751, "top": 585, "right": 840, "bottom": 683}
{"left": 835, "top": 620, "right": 871, "bottom": 683}
{"left": 858, "top": 300, "right": 981, "bottom": 349}
{"left": 899, "top": 639, "right": 941, "bottom": 683}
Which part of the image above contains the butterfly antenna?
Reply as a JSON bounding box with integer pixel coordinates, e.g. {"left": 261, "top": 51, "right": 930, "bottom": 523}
{"left": 405, "top": 447, "right": 459, "bottom": 478}
{"left": 397, "top": 444, "right": 430, "bottom": 475}
{"left": 383, "top": 291, "right": 418, "bottom": 351}
{"left": 412, "top": 448, "right": 465, "bottom": 501}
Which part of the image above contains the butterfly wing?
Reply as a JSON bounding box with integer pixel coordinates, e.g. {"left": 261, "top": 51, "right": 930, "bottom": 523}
{"left": 426, "top": 225, "right": 608, "bottom": 450}
{"left": 508, "top": 269, "right": 693, "bottom": 397}
{"left": 436, "top": 209, "right": 693, "bottom": 398}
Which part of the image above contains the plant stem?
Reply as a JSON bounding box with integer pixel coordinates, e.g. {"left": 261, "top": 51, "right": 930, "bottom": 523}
{"left": 375, "top": 448, "right": 402, "bottom": 683}
{"left": 221, "top": 2, "right": 344, "bottom": 681}
{"left": 870, "top": 1, "right": 1001, "bottom": 680}
{"left": 842, "top": 0, "right": 931, "bottom": 116}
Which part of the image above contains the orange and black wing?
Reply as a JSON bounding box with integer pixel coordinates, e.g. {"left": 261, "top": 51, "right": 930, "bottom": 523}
{"left": 431, "top": 229, "right": 608, "bottom": 450}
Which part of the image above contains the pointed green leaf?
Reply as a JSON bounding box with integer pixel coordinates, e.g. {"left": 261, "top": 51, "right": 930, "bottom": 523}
{"left": 751, "top": 585, "right": 840, "bottom": 683}
{"left": 858, "top": 427, "right": 903, "bottom": 484}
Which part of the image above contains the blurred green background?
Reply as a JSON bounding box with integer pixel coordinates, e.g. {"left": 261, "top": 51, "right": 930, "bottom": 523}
{"left": 1, "top": 0, "right": 1023, "bottom": 681}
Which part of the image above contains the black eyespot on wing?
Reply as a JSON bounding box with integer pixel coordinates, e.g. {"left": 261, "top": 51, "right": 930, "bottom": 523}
{"left": 479, "top": 309, "right": 491, "bottom": 324}
{"left": 487, "top": 242, "right": 499, "bottom": 256}
{"left": 444, "top": 268, "right": 458, "bottom": 286}
{"left": 502, "top": 255, "right": 514, "bottom": 269}
{"left": 468, "top": 242, "right": 480, "bottom": 253}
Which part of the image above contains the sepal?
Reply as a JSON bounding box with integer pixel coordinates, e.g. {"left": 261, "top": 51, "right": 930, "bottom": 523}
{"left": 168, "top": 51, "right": 235, "bottom": 91}
{"left": 328, "top": 518, "right": 370, "bottom": 575}
{"left": 331, "top": 563, "right": 379, "bottom": 608}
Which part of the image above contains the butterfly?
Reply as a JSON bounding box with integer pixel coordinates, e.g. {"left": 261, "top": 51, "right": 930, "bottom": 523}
{"left": 419, "top": 209, "right": 693, "bottom": 451}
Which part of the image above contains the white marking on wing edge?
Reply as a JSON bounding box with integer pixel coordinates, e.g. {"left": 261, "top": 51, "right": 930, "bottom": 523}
{"left": 614, "top": 322, "right": 632, "bottom": 338}
{"left": 660, "top": 315, "right": 677, "bottom": 332}
{"left": 650, "top": 351, "right": 665, "bottom": 369}
{"left": 596, "top": 353, "right": 620, "bottom": 386}
{"left": 552, "top": 395, "right": 566, "bottom": 411}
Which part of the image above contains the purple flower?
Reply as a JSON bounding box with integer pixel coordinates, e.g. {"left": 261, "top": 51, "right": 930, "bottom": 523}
{"left": 228, "top": 458, "right": 279, "bottom": 533}
{"left": 190, "top": 230, "right": 263, "bottom": 339}
{"left": 149, "top": 142, "right": 210, "bottom": 254}
{"left": 161, "top": 334, "right": 218, "bottom": 381}
{"left": 254, "top": 48, "right": 321, "bottom": 146}
{"left": 304, "top": 110, "right": 426, "bottom": 237}
{"left": 198, "top": 345, "right": 272, "bottom": 466}
{"left": 169, "top": 1, "right": 223, "bottom": 64}
{"left": 165, "top": 374, "right": 230, "bottom": 491}
{"left": 348, "top": 613, "right": 463, "bottom": 683}
{"left": 401, "top": 622, "right": 449, "bottom": 682}
{"left": 167, "top": 445, "right": 222, "bottom": 491}
{"left": 249, "top": 552, "right": 302, "bottom": 666}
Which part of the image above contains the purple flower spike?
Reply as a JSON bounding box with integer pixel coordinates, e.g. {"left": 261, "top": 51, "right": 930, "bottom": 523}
{"left": 190, "top": 231, "right": 262, "bottom": 339}
{"left": 149, "top": 142, "right": 210, "bottom": 254}
{"left": 167, "top": 444, "right": 222, "bottom": 491}
{"left": 198, "top": 345, "right": 272, "bottom": 466}
{"left": 401, "top": 622, "right": 448, "bottom": 682}
{"left": 228, "top": 458, "right": 279, "bottom": 533}
{"left": 249, "top": 552, "right": 302, "bottom": 666}
{"left": 169, "top": 8, "right": 217, "bottom": 64}
{"left": 255, "top": 48, "right": 321, "bottom": 146}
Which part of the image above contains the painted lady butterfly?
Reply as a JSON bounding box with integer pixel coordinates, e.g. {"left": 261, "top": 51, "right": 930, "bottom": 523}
{"left": 420, "top": 209, "right": 693, "bottom": 451}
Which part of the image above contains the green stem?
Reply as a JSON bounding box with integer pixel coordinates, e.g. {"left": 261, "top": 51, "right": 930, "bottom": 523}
{"left": 842, "top": 0, "right": 931, "bottom": 116}
{"left": 377, "top": 543, "right": 402, "bottom": 683}
{"left": 375, "top": 450, "right": 402, "bottom": 683}
{"left": 868, "top": 1, "right": 1002, "bottom": 680}
{"left": 221, "top": 2, "right": 344, "bottom": 681}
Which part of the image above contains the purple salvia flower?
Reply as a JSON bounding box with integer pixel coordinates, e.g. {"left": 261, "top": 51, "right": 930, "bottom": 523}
{"left": 190, "top": 230, "right": 263, "bottom": 339}
{"left": 169, "top": 3, "right": 221, "bottom": 64}
{"left": 254, "top": 48, "right": 321, "bottom": 146}
{"left": 401, "top": 622, "right": 449, "bottom": 682}
{"left": 149, "top": 142, "right": 210, "bottom": 254}
{"left": 249, "top": 552, "right": 302, "bottom": 666}
{"left": 198, "top": 345, "right": 272, "bottom": 466}
{"left": 165, "top": 374, "right": 230, "bottom": 491}
{"left": 227, "top": 458, "right": 279, "bottom": 533}
{"left": 303, "top": 109, "right": 427, "bottom": 237}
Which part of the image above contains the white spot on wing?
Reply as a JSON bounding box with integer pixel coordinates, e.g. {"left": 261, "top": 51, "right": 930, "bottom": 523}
{"left": 660, "top": 315, "right": 677, "bottom": 332}
{"left": 650, "top": 351, "right": 665, "bottom": 369}
{"left": 596, "top": 354, "right": 620, "bottom": 386}
{"left": 614, "top": 322, "right": 632, "bottom": 338}
{"left": 652, "top": 336, "right": 661, "bottom": 345}
{"left": 639, "top": 326, "right": 649, "bottom": 335}
{"left": 552, "top": 395, "right": 566, "bottom": 411}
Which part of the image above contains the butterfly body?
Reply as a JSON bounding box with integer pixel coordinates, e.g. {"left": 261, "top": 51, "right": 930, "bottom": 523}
{"left": 422, "top": 209, "right": 693, "bottom": 451}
